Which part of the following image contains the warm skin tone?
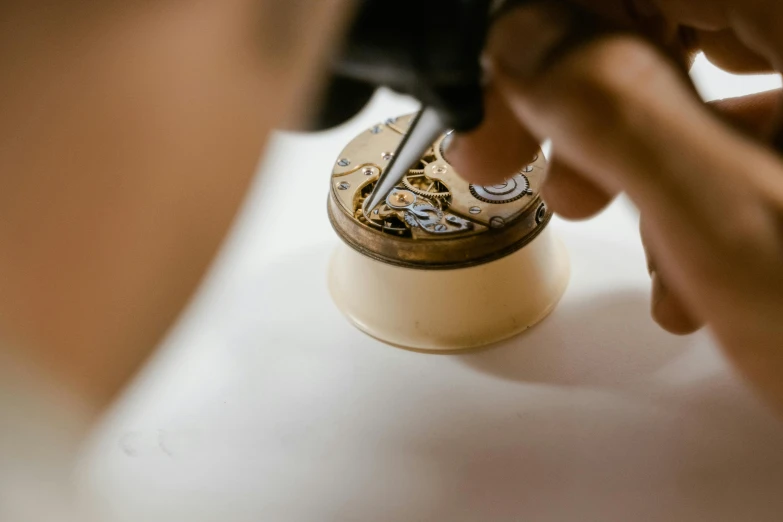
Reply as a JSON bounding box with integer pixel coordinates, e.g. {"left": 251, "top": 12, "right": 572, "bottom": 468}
{"left": 1, "top": 0, "right": 783, "bottom": 421}
{"left": 449, "top": 0, "right": 783, "bottom": 413}
{"left": 0, "top": 0, "right": 352, "bottom": 411}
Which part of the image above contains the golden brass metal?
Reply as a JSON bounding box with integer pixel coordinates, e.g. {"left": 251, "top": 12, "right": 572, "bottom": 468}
{"left": 328, "top": 114, "right": 551, "bottom": 269}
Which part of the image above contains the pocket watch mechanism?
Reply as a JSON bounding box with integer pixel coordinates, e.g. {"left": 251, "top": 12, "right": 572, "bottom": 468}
{"left": 401, "top": 149, "right": 451, "bottom": 199}
{"left": 328, "top": 114, "right": 551, "bottom": 269}
{"left": 351, "top": 153, "right": 469, "bottom": 238}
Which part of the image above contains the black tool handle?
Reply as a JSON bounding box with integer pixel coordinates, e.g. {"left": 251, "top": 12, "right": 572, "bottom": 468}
{"left": 312, "top": 0, "right": 492, "bottom": 132}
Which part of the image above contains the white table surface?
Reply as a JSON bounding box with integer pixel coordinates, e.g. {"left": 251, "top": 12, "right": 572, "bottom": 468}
{"left": 77, "top": 59, "right": 783, "bottom": 522}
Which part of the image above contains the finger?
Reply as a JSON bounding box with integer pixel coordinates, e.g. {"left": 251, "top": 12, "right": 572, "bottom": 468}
{"left": 650, "top": 271, "right": 703, "bottom": 335}
{"left": 641, "top": 218, "right": 703, "bottom": 334}
{"left": 708, "top": 89, "right": 782, "bottom": 139}
{"left": 541, "top": 158, "right": 616, "bottom": 220}
{"left": 488, "top": 34, "right": 782, "bottom": 324}
{"left": 696, "top": 28, "right": 773, "bottom": 74}
{"left": 447, "top": 83, "right": 539, "bottom": 186}
{"left": 654, "top": 0, "right": 783, "bottom": 75}
{"left": 485, "top": 8, "right": 783, "bottom": 410}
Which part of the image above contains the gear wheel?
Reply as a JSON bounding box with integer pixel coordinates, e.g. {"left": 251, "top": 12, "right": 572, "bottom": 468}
{"left": 469, "top": 174, "right": 530, "bottom": 204}
{"left": 403, "top": 173, "right": 451, "bottom": 199}
{"left": 400, "top": 146, "right": 451, "bottom": 199}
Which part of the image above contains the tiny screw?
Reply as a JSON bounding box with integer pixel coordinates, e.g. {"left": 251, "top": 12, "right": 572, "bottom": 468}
{"left": 385, "top": 117, "right": 397, "bottom": 125}
{"left": 363, "top": 167, "right": 375, "bottom": 176}
{"left": 382, "top": 152, "right": 394, "bottom": 160}
{"left": 370, "top": 125, "right": 382, "bottom": 134}
{"left": 432, "top": 165, "right": 447, "bottom": 175}
{"left": 469, "top": 206, "right": 481, "bottom": 215}
{"left": 337, "top": 158, "right": 350, "bottom": 167}
{"left": 337, "top": 182, "right": 350, "bottom": 190}
{"left": 535, "top": 203, "right": 547, "bottom": 224}
{"left": 523, "top": 165, "right": 534, "bottom": 173}
{"left": 434, "top": 224, "right": 447, "bottom": 232}
{"left": 490, "top": 216, "right": 505, "bottom": 229}
{"left": 373, "top": 209, "right": 379, "bottom": 215}
{"left": 446, "top": 215, "right": 458, "bottom": 222}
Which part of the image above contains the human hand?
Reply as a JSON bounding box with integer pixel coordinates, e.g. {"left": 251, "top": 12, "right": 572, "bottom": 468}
{"left": 448, "top": 2, "right": 783, "bottom": 411}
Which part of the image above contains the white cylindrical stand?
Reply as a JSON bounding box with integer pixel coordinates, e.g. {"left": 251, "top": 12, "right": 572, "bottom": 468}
{"left": 328, "top": 227, "right": 570, "bottom": 352}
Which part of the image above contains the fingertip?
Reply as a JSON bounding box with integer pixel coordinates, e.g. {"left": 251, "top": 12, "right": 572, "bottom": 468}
{"left": 447, "top": 134, "right": 504, "bottom": 186}
{"left": 446, "top": 85, "right": 539, "bottom": 185}
{"left": 650, "top": 271, "right": 703, "bottom": 335}
{"left": 541, "top": 160, "right": 615, "bottom": 220}
{"left": 709, "top": 89, "right": 782, "bottom": 138}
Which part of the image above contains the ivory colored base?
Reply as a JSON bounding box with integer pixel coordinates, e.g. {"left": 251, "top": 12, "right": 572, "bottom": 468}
{"left": 328, "top": 228, "right": 571, "bottom": 353}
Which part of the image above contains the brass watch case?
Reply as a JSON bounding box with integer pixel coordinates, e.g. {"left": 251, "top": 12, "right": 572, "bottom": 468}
{"left": 328, "top": 114, "right": 551, "bottom": 269}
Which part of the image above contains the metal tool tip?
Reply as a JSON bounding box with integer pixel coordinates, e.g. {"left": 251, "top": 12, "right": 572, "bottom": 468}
{"left": 363, "top": 191, "right": 385, "bottom": 214}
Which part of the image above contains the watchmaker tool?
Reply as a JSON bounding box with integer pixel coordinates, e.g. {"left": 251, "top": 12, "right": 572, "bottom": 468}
{"left": 314, "top": 0, "right": 689, "bottom": 133}
{"left": 362, "top": 107, "right": 447, "bottom": 213}
{"left": 316, "top": 0, "right": 694, "bottom": 209}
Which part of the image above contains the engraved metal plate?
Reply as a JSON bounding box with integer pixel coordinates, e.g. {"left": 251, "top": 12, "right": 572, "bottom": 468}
{"left": 328, "top": 114, "right": 551, "bottom": 269}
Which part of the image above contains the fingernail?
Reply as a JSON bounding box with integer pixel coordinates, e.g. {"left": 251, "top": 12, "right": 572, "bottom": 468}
{"left": 650, "top": 270, "right": 666, "bottom": 307}
{"left": 645, "top": 252, "right": 655, "bottom": 276}
{"left": 650, "top": 270, "right": 669, "bottom": 328}
{"left": 650, "top": 270, "right": 702, "bottom": 334}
